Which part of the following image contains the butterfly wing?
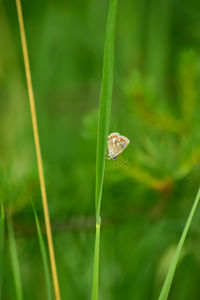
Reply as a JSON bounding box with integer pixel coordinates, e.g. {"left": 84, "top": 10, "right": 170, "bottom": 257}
{"left": 119, "top": 135, "right": 130, "bottom": 146}
{"left": 112, "top": 136, "right": 130, "bottom": 157}
{"left": 107, "top": 132, "right": 120, "bottom": 141}
{"left": 107, "top": 133, "right": 120, "bottom": 158}
{"left": 107, "top": 133, "right": 130, "bottom": 159}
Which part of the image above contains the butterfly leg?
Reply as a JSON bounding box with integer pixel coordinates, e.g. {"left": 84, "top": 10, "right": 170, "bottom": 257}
{"left": 105, "top": 155, "right": 111, "bottom": 160}
{"left": 105, "top": 151, "right": 111, "bottom": 160}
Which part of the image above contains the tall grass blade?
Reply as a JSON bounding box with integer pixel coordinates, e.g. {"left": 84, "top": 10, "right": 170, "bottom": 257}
{"left": 32, "top": 203, "right": 52, "bottom": 300}
{"left": 92, "top": 0, "right": 118, "bottom": 299}
{"left": 95, "top": 0, "right": 118, "bottom": 220}
{"left": 158, "top": 186, "right": 200, "bottom": 300}
{"left": 0, "top": 203, "right": 5, "bottom": 300}
{"left": 91, "top": 224, "right": 101, "bottom": 300}
{"left": 15, "top": 1, "right": 61, "bottom": 299}
{"left": 7, "top": 216, "right": 23, "bottom": 300}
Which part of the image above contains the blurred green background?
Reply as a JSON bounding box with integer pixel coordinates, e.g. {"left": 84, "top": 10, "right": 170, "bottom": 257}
{"left": 1, "top": 0, "right": 200, "bottom": 299}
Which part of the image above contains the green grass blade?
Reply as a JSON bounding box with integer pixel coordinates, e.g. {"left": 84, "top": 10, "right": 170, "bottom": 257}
{"left": 95, "top": 0, "right": 118, "bottom": 220}
{"left": 91, "top": 225, "right": 101, "bottom": 300}
{"left": 32, "top": 202, "right": 52, "bottom": 300}
{"left": 92, "top": 1, "right": 118, "bottom": 300}
{"left": 7, "top": 216, "right": 23, "bottom": 300}
{"left": 159, "top": 186, "right": 200, "bottom": 300}
{"left": 0, "top": 203, "right": 5, "bottom": 300}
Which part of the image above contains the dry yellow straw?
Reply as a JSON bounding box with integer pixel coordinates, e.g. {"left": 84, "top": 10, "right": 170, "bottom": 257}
{"left": 15, "top": 1, "right": 61, "bottom": 299}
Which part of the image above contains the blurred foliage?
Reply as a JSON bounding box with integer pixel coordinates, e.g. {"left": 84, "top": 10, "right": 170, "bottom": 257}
{"left": 1, "top": 0, "right": 200, "bottom": 299}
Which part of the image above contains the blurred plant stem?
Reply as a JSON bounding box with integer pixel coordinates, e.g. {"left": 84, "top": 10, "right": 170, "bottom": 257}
{"left": 32, "top": 203, "right": 52, "bottom": 300}
{"left": 15, "top": 0, "right": 61, "bottom": 299}
{"left": 7, "top": 215, "right": 23, "bottom": 300}
{"left": 121, "top": 164, "right": 173, "bottom": 191}
{"left": 92, "top": 0, "right": 118, "bottom": 299}
{"left": 158, "top": 186, "right": 200, "bottom": 300}
{"left": 0, "top": 203, "right": 5, "bottom": 300}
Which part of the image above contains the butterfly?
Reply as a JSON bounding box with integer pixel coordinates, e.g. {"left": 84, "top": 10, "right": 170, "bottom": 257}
{"left": 107, "top": 132, "right": 130, "bottom": 160}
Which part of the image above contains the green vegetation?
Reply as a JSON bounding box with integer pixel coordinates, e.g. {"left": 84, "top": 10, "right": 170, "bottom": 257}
{"left": 0, "top": 203, "right": 5, "bottom": 300}
{"left": 1, "top": 0, "right": 200, "bottom": 299}
{"left": 92, "top": 1, "right": 117, "bottom": 299}
{"left": 32, "top": 202, "right": 52, "bottom": 300}
{"left": 7, "top": 216, "right": 23, "bottom": 300}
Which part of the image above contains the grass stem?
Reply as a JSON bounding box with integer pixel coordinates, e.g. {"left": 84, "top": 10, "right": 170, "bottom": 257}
{"left": 0, "top": 203, "right": 5, "bottom": 300}
{"left": 32, "top": 203, "right": 52, "bottom": 300}
{"left": 91, "top": 0, "right": 118, "bottom": 299}
{"left": 159, "top": 186, "right": 200, "bottom": 300}
{"left": 7, "top": 216, "right": 23, "bottom": 300}
{"left": 15, "top": 1, "right": 61, "bottom": 299}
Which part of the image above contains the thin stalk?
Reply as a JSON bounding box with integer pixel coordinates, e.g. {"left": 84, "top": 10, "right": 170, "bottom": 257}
{"left": 91, "top": 224, "right": 101, "bottom": 300}
{"left": 158, "top": 186, "right": 200, "bottom": 300}
{"left": 91, "top": 0, "right": 118, "bottom": 299}
{"left": 0, "top": 203, "right": 5, "bottom": 300}
{"left": 7, "top": 216, "right": 23, "bottom": 300}
{"left": 32, "top": 203, "right": 52, "bottom": 300}
{"left": 15, "top": 1, "right": 61, "bottom": 299}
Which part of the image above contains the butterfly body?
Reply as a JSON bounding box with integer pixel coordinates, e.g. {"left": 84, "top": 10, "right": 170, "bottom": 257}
{"left": 107, "top": 132, "right": 130, "bottom": 160}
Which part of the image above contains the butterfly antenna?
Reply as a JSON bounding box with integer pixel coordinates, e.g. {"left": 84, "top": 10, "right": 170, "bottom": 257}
{"left": 114, "top": 159, "right": 117, "bottom": 168}
{"left": 118, "top": 157, "right": 127, "bottom": 166}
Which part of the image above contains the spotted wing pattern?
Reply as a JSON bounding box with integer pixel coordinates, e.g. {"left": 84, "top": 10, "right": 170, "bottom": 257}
{"left": 107, "top": 132, "right": 130, "bottom": 159}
